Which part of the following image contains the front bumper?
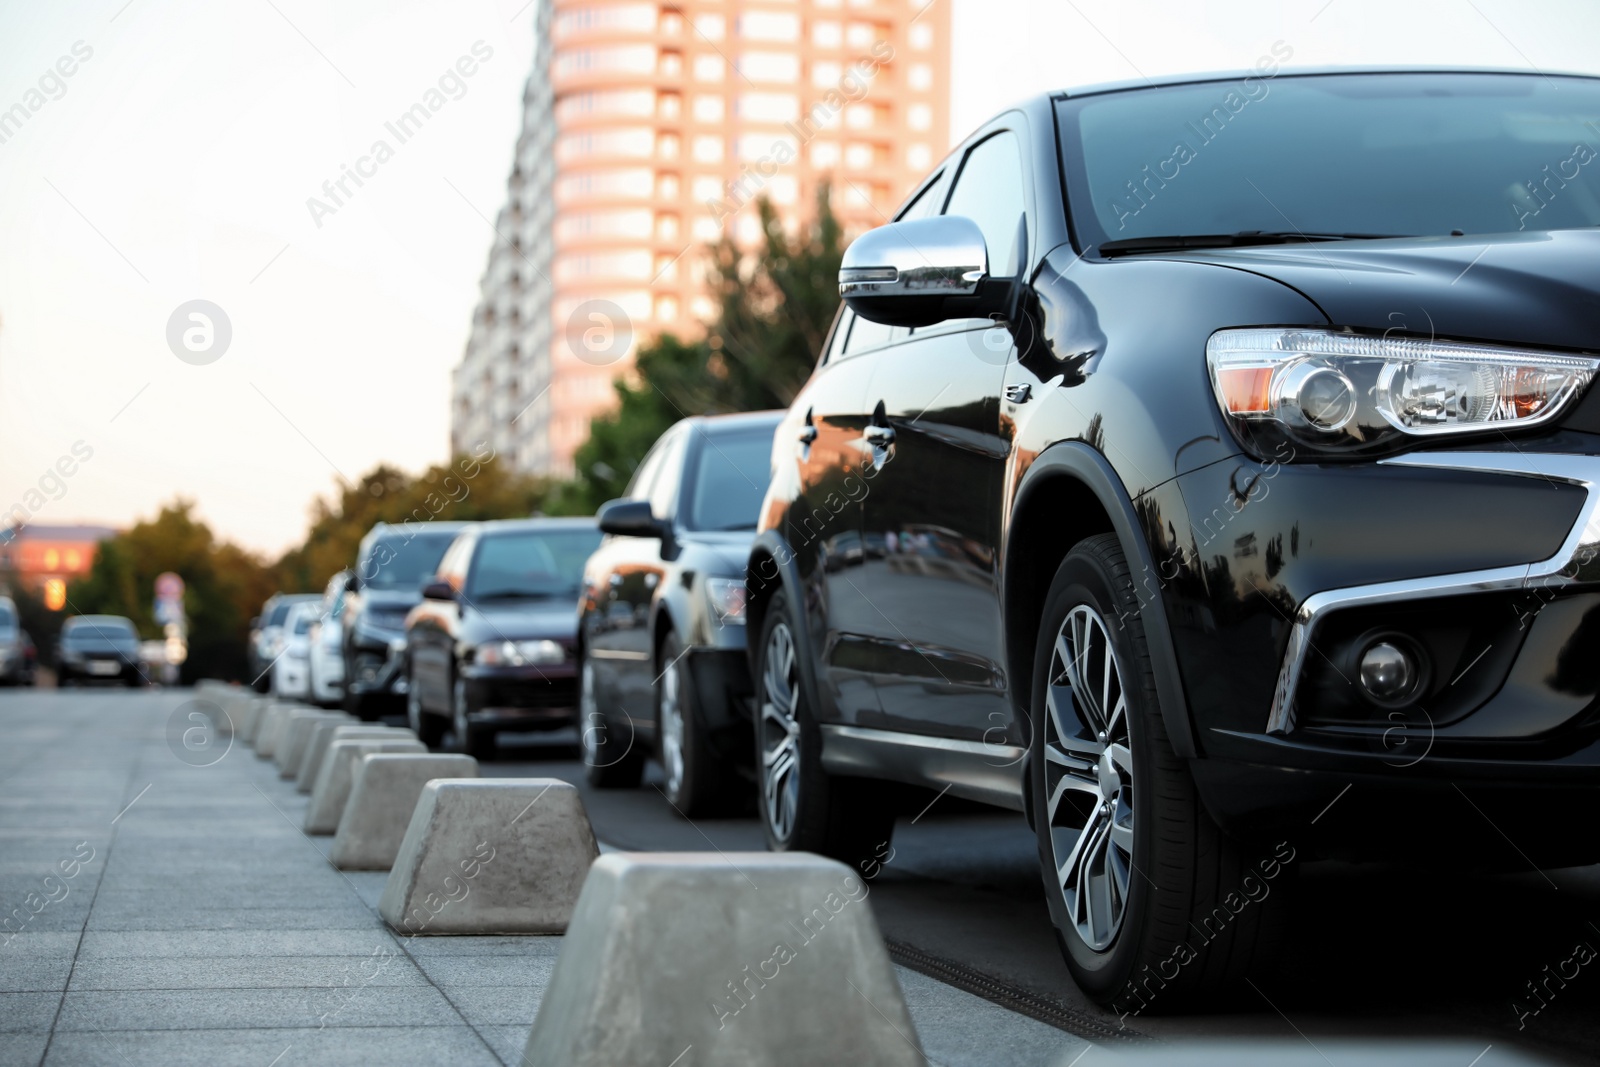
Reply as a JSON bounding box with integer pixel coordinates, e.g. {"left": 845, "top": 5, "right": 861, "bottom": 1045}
{"left": 461, "top": 662, "right": 579, "bottom": 731}
{"left": 274, "top": 658, "right": 311, "bottom": 697}
{"left": 347, "top": 627, "right": 407, "bottom": 698}
{"left": 60, "top": 656, "right": 140, "bottom": 681}
{"left": 1161, "top": 443, "right": 1600, "bottom": 851}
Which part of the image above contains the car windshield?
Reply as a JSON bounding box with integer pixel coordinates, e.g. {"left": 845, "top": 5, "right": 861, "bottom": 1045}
{"left": 0, "top": 602, "right": 15, "bottom": 636}
{"left": 363, "top": 530, "right": 460, "bottom": 590}
{"left": 64, "top": 617, "right": 136, "bottom": 643}
{"left": 291, "top": 611, "right": 313, "bottom": 635}
{"left": 684, "top": 427, "right": 775, "bottom": 532}
{"left": 1057, "top": 72, "right": 1600, "bottom": 249}
{"left": 465, "top": 528, "right": 602, "bottom": 600}
{"left": 265, "top": 601, "right": 293, "bottom": 627}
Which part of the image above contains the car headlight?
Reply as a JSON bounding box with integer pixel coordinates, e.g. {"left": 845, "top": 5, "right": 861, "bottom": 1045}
{"left": 477, "top": 639, "right": 566, "bottom": 667}
{"left": 704, "top": 577, "right": 748, "bottom": 625}
{"left": 1207, "top": 328, "right": 1599, "bottom": 459}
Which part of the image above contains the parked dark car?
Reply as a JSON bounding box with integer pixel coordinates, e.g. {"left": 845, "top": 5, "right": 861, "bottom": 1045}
{"left": 404, "top": 518, "right": 601, "bottom": 758}
{"left": 248, "top": 592, "right": 320, "bottom": 692}
{"left": 0, "top": 596, "right": 36, "bottom": 686}
{"left": 341, "top": 521, "right": 470, "bottom": 719}
{"left": 578, "top": 411, "right": 782, "bottom": 815}
{"left": 56, "top": 615, "right": 143, "bottom": 686}
{"left": 746, "top": 69, "right": 1600, "bottom": 1012}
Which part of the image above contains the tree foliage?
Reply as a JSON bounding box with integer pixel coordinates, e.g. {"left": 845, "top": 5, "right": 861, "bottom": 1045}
{"left": 550, "top": 187, "right": 844, "bottom": 514}
{"left": 275, "top": 453, "right": 556, "bottom": 592}
{"left": 70, "top": 500, "right": 278, "bottom": 682}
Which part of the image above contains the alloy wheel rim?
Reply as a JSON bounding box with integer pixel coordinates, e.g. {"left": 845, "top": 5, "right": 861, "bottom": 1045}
{"left": 1044, "top": 604, "right": 1136, "bottom": 952}
{"left": 579, "top": 659, "right": 598, "bottom": 765}
{"left": 758, "top": 621, "right": 801, "bottom": 842}
{"left": 659, "top": 655, "right": 685, "bottom": 794}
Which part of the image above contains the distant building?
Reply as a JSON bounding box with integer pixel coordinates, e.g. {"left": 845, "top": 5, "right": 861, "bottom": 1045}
{"left": 451, "top": 0, "right": 952, "bottom": 477}
{"left": 0, "top": 524, "right": 117, "bottom": 606}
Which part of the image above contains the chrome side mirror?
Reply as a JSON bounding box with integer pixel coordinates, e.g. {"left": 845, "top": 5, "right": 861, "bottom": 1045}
{"left": 839, "top": 215, "right": 996, "bottom": 328}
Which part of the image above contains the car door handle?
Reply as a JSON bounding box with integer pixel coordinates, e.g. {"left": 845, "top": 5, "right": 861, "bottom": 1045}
{"left": 1005, "top": 383, "right": 1032, "bottom": 403}
{"left": 864, "top": 424, "right": 895, "bottom": 445}
{"left": 798, "top": 425, "right": 818, "bottom": 445}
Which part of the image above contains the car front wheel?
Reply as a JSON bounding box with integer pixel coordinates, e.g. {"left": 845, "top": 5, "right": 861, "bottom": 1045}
{"left": 579, "top": 653, "right": 644, "bottom": 788}
{"left": 755, "top": 589, "right": 894, "bottom": 870}
{"left": 1032, "top": 533, "right": 1289, "bottom": 1013}
{"left": 657, "top": 632, "right": 736, "bottom": 817}
{"left": 406, "top": 671, "right": 445, "bottom": 749}
{"left": 452, "top": 676, "right": 495, "bottom": 762}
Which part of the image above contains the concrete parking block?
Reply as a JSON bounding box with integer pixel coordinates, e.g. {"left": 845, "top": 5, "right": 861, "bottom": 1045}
{"left": 304, "top": 739, "right": 428, "bottom": 834}
{"left": 329, "top": 754, "right": 479, "bottom": 870}
{"left": 378, "top": 779, "right": 598, "bottom": 936}
{"left": 297, "top": 724, "right": 412, "bottom": 794}
{"left": 229, "top": 693, "right": 263, "bottom": 742}
{"left": 277, "top": 711, "right": 349, "bottom": 778}
{"left": 521, "top": 852, "right": 925, "bottom": 1067}
{"left": 252, "top": 703, "right": 300, "bottom": 758}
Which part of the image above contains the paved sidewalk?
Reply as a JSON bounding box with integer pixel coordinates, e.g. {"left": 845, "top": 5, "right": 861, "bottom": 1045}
{"left": 0, "top": 690, "right": 1087, "bottom": 1066}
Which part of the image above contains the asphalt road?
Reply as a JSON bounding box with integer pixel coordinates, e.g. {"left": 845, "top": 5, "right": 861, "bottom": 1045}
{"left": 467, "top": 725, "right": 1600, "bottom": 1066}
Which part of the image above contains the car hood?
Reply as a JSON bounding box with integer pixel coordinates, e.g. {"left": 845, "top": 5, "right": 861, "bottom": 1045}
{"left": 1171, "top": 229, "right": 1600, "bottom": 352}
{"left": 678, "top": 529, "right": 760, "bottom": 577}
{"left": 64, "top": 638, "right": 137, "bottom": 655}
{"left": 361, "top": 589, "right": 421, "bottom": 610}
{"left": 459, "top": 601, "right": 580, "bottom": 643}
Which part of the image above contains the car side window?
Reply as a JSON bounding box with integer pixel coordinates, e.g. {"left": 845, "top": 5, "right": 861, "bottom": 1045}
{"left": 899, "top": 167, "right": 951, "bottom": 221}
{"left": 438, "top": 534, "right": 475, "bottom": 590}
{"left": 649, "top": 430, "right": 688, "bottom": 521}
{"left": 626, "top": 435, "right": 670, "bottom": 503}
{"left": 820, "top": 304, "right": 853, "bottom": 366}
{"left": 841, "top": 306, "right": 897, "bottom": 357}
{"left": 944, "top": 129, "right": 1027, "bottom": 278}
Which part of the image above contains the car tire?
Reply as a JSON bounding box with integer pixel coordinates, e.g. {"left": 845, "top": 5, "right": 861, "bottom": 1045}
{"left": 579, "top": 652, "right": 645, "bottom": 788}
{"left": 406, "top": 671, "right": 446, "bottom": 749}
{"left": 656, "top": 632, "right": 737, "bottom": 818}
{"left": 755, "top": 588, "right": 894, "bottom": 870}
{"left": 452, "top": 675, "right": 495, "bottom": 762}
{"left": 1031, "top": 533, "right": 1290, "bottom": 1013}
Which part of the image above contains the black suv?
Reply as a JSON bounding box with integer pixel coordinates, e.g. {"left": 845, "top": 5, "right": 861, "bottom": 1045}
{"left": 579, "top": 411, "right": 781, "bottom": 815}
{"left": 746, "top": 69, "right": 1600, "bottom": 1011}
{"left": 341, "top": 521, "right": 470, "bottom": 718}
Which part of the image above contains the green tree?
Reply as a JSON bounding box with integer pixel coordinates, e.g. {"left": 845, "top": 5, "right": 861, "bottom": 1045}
{"left": 275, "top": 454, "right": 558, "bottom": 591}
{"left": 72, "top": 500, "right": 276, "bottom": 682}
{"left": 552, "top": 186, "right": 845, "bottom": 511}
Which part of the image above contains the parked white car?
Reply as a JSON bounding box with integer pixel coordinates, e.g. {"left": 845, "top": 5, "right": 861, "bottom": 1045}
{"left": 271, "top": 601, "right": 318, "bottom": 700}
{"left": 308, "top": 571, "right": 351, "bottom": 708}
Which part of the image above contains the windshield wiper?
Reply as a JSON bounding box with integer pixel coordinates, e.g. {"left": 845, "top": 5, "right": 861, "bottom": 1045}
{"left": 1097, "top": 231, "right": 1410, "bottom": 257}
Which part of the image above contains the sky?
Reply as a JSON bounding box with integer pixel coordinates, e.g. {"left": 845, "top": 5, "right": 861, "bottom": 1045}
{"left": 2, "top": 0, "right": 1599, "bottom": 558}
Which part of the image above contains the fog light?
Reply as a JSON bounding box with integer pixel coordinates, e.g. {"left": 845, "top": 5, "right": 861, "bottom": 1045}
{"left": 1359, "top": 641, "right": 1415, "bottom": 701}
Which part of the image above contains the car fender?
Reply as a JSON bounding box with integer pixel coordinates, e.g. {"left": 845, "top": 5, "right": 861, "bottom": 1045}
{"left": 1007, "top": 441, "right": 1198, "bottom": 760}
{"left": 745, "top": 528, "right": 824, "bottom": 726}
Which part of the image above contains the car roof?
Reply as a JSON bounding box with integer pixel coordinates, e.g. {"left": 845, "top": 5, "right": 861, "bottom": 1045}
{"left": 366, "top": 520, "right": 472, "bottom": 539}
{"left": 1052, "top": 65, "right": 1600, "bottom": 101}
{"left": 474, "top": 517, "right": 600, "bottom": 536}
{"left": 679, "top": 409, "right": 784, "bottom": 435}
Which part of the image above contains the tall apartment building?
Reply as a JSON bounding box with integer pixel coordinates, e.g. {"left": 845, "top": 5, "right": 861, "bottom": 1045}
{"left": 452, "top": 0, "right": 951, "bottom": 477}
